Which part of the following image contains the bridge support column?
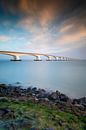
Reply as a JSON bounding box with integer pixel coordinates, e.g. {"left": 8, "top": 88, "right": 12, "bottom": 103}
{"left": 11, "top": 55, "right": 21, "bottom": 61}
{"left": 62, "top": 57, "right": 65, "bottom": 61}
{"left": 65, "top": 57, "right": 68, "bottom": 61}
{"left": 61, "top": 57, "right": 64, "bottom": 61}
{"left": 67, "top": 57, "right": 69, "bottom": 61}
{"left": 53, "top": 56, "right": 58, "bottom": 61}
{"left": 55, "top": 57, "right": 59, "bottom": 60}
{"left": 46, "top": 56, "right": 52, "bottom": 61}
{"left": 58, "top": 57, "right": 62, "bottom": 61}
{"left": 34, "top": 55, "right": 42, "bottom": 61}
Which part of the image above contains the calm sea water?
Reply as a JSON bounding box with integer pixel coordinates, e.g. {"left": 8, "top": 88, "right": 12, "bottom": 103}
{"left": 0, "top": 60, "right": 86, "bottom": 98}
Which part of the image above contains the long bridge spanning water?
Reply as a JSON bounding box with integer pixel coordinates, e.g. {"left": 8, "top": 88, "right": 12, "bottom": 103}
{"left": 0, "top": 51, "right": 73, "bottom": 61}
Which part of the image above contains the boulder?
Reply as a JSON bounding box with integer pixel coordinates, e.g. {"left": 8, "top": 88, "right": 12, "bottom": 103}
{"left": 0, "top": 108, "right": 15, "bottom": 119}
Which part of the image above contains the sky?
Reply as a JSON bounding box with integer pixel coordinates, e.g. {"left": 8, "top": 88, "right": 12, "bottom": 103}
{"left": 0, "top": 0, "right": 86, "bottom": 59}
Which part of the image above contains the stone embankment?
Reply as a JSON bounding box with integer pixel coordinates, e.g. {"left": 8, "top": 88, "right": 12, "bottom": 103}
{"left": 0, "top": 83, "right": 86, "bottom": 115}
{"left": 0, "top": 83, "right": 86, "bottom": 130}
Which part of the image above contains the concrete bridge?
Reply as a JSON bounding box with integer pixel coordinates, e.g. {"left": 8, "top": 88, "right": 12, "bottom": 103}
{"left": 0, "top": 51, "right": 72, "bottom": 61}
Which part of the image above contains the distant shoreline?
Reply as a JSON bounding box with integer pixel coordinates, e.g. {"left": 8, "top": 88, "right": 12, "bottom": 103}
{"left": 0, "top": 82, "right": 86, "bottom": 99}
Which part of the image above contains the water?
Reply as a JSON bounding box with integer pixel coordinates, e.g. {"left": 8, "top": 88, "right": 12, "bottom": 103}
{"left": 0, "top": 60, "right": 86, "bottom": 98}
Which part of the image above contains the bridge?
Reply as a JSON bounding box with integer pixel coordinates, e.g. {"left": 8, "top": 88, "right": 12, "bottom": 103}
{"left": 0, "top": 51, "right": 72, "bottom": 61}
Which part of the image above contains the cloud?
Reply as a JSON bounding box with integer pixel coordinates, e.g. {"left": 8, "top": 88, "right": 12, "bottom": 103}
{"left": 38, "top": 3, "right": 58, "bottom": 27}
{"left": 58, "top": 20, "right": 86, "bottom": 45}
{"left": 0, "top": 0, "right": 86, "bottom": 58}
{"left": 18, "top": 14, "right": 86, "bottom": 54}
{"left": 25, "top": 31, "right": 52, "bottom": 53}
{"left": 60, "top": 24, "right": 74, "bottom": 33}
{"left": 17, "top": 17, "right": 38, "bottom": 33}
{"left": 0, "top": 35, "right": 10, "bottom": 42}
{"left": 19, "top": 0, "right": 29, "bottom": 12}
{"left": 17, "top": 1, "right": 58, "bottom": 31}
{"left": 18, "top": 0, "right": 71, "bottom": 30}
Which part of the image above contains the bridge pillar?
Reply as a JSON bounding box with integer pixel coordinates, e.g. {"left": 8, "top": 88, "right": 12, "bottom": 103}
{"left": 52, "top": 56, "right": 57, "bottom": 61}
{"left": 11, "top": 55, "right": 21, "bottom": 61}
{"left": 58, "top": 57, "right": 62, "bottom": 61}
{"left": 55, "top": 57, "right": 59, "bottom": 60}
{"left": 65, "top": 57, "right": 68, "bottom": 61}
{"left": 46, "top": 56, "right": 52, "bottom": 61}
{"left": 62, "top": 57, "right": 65, "bottom": 60}
{"left": 67, "top": 57, "right": 70, "bottom": 61}
{"left": 34, "top": 55, "right": 42, "bottom": 61}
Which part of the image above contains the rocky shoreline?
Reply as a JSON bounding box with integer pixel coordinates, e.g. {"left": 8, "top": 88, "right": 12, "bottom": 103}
{"left": 0, "top": 83, "right": 86, "bottom": 114}
{"left": 0, "top": 83, "right": 86, "bottom": 130}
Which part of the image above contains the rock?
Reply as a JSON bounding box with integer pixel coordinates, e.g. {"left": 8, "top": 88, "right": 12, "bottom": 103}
{"left": 73, "top": 97, "right": 86, "bottom": 110}
{"left": 48, "top": 92, "right": 58, "bottom": 101}
{"left": 0, "top": 119, "right": 32, "bottom": 129}
{"left": 48, "top": 91, "right": 69, "bottom": 103}
{"left": 0, "top": 83, "right": 7, "bottom": 88}
{"left": 74, "top": 104, "right": 85, "bottom": 111}
{"left": 31, "top": 128, "right": 39, "bottom": 130}
{"left": 44, "top": 128, "right": 54, "bottom": 130}
{"left": 0, "top": 108, "right": 15, "bottom": 119}
{"left": 0, "top": 97, "right": 9, "bottom": 102}
{"left": 0, "top": 83, "right": 86, "bottom": 117}
{"left": 59, "top": 94, "right": 69, "bottom": 102}
{"left": 65, "top": 128, "right": 75, "bottom": 130}
{"left": 16, "top": 82, "right": 21, "bottom": 84}
{"left": 32, "top": 87, "right": 37, "bottom": 92}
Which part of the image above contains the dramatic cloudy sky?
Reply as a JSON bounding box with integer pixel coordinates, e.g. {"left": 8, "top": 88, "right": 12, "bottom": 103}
{"left": 0, "top": 0, "right": 86, "bottom": 59}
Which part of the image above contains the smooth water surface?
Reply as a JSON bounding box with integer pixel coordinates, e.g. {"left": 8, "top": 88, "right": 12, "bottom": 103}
{"left": 0, "top": 60, "right": 86, "bottom": 98}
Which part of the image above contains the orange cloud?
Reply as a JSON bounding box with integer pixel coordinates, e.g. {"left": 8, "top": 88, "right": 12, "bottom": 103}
{"left": 57, "top": 28, "right": 86, "bottom": 45}
{"left": 60, "top": 24, "right": 74, "bottom": 33}
{"left": 17, "top": 0, "right": 73, "bottom": 29}
{"left": 39, "top": 5, "right": 56, "bottom": 27}
{"left": 18, "top": 0, "right": 63, "bottom": 28}
{"left": 19, "top": 0, "right": 29, "bottom": 12}
{"left": 19, "top": 0, "right": 39, "bottom": 15}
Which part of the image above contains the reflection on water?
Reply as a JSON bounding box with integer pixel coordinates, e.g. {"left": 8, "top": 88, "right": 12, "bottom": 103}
{"left": 0, "top": 60, "right": 86, "bottom": 98}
